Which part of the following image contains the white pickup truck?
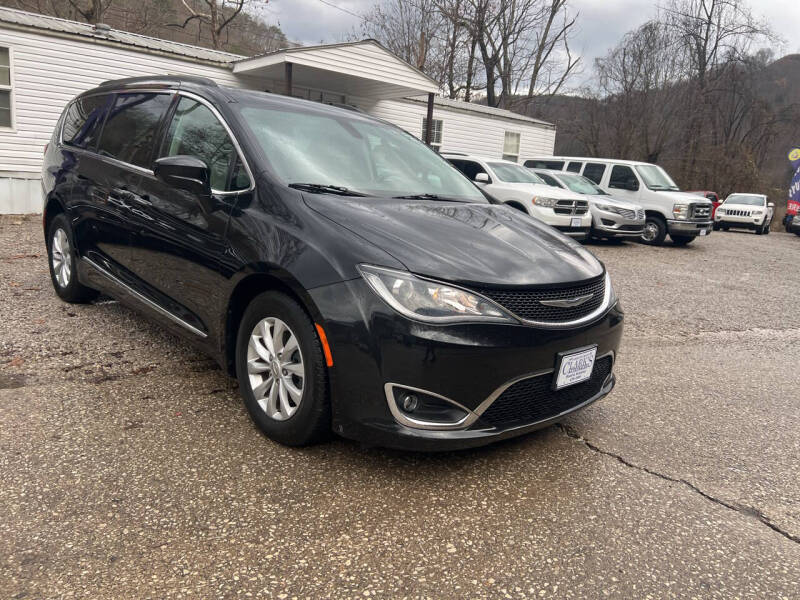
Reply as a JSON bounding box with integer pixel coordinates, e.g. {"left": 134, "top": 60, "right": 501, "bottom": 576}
{"left": 523, "top": 156, "right": 714, "bottom": 246}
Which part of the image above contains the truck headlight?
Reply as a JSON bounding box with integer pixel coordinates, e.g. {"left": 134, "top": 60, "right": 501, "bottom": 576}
{"left": 359, "top": 265, "right": 515, "bottom": 324}
{"left": 533, "top": 197, "right": 558, "bottom": 208}
{"left": 752, "top": 210, "right": 763, "bottom": 215}
{"left": 717, "top": 208, "right": 725, "bottom": 215}
{"left": 672, "top": 204, "right": 689, "bottom": 220}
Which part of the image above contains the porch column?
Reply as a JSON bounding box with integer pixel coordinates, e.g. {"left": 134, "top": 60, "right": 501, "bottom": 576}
{"left": 425, "top": 92, "right": 434, "bottom": 146}
{"left": 285, "top": 62, "right": 293, "bottom": 96}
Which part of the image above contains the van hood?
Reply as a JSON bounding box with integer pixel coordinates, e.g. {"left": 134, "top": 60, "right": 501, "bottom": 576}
{"left": 304, "top": 195, "right": 604, "bottom": 287}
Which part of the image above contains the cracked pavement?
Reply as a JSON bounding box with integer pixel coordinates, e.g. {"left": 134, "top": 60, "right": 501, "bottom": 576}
{"left": 1, "top": 215, "right": 799, "bottom": 598}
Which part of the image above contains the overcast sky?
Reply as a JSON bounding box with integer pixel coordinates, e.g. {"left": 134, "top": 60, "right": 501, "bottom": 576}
{"left": 261, "top": 0, "right": 799, "bottom": 69}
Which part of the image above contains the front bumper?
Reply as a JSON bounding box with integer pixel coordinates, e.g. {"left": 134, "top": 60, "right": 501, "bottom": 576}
{"left": 591, "top": 209, "right": 645, "bottom": 237}
{"left": 667, "top": 219, "right": 713, "bottom": 236}
{"left": 715, "top": 213, "right": 766, "bottom": 229}
{"left": 310, "top": 279, "right": 624, "bottom": 451}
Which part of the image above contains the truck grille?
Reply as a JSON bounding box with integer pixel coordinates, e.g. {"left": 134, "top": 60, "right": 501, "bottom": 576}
{"left": 474, "top": 276, "right": 606, "bottom": 323}
{"left": 691, "top": 204, "right": 712, "bottom": 219}
{"left": 554, "top": 199, "right": 589, "bottom": 215}
{"left": 479, "top": 356, "right": 613, "bottom": 428}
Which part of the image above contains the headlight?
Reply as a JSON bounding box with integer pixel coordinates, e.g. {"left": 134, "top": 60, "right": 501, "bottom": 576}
{"left": 717, "top": 208, "right": 725, "bottom": 215}
{"left": 533, "top": 197, "right": 557, "bottom": 208}
{"left": 752, "top": 210, "right": 763, "bottom": 215}
{"left": 359, "top": 265, "right": 515, "bottom": 323}
{"left": 672, "top": 203, "right": 689, "bottom": 220}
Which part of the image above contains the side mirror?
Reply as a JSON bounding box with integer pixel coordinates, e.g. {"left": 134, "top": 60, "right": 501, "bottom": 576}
{"left": 474, "top": 172, "right": 490, "bottom": 184}
{"left": 153, "top": 155, "right": 211, "bottom": 197}
{"left": 625, "top": 179, "right": 639, "bottom": 191}
{"left": 768, "top": 202, "right": 774, "bottom": 208}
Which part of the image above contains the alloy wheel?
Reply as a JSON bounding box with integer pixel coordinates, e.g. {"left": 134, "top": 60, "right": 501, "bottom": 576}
{"left": 642, "top": 222, "right": 658, "bottom": 242}
{"left": 51, "top": 228, "right": 72, "bottom": 288}
{"left": 246, "top": 317, "right": 305, "bottom": 421}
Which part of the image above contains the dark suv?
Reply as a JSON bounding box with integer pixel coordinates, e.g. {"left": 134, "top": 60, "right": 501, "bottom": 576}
{"left": 42, "top": 76, "right": 623, "bottom": 450}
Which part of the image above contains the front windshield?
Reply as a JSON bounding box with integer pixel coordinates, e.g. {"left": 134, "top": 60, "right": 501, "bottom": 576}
{"left": 635, "top": 165, "right": 680, "bottom": 191}
{"left": 237, "top": 102, "right": 485, "bottom": 202}
{"left": 487, "top": 162, "right": 545, "bottom": 184}
{"left": 724, "top": 194, "right": 765, "bottom": 206}
{"left": 558, "top": 173, "right": 608, "bottom": 196}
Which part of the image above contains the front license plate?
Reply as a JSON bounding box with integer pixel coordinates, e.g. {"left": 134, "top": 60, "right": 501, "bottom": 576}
{"left": 570, "top": 217, "right": 582, "bottom": 227}
{"left": 699, "top": 228, "right": 707, "bottom": 235}
{"left": 554, "top": 346, "right": 597, "bottom": 390}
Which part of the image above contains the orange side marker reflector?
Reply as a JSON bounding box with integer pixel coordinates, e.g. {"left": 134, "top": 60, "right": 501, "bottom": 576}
{"left": 315, "top": 323, "right": 334, "bottom": 367}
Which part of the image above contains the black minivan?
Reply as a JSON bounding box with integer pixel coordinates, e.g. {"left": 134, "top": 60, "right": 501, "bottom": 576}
{"left": 42, "top": 76, "right": 623, "bottom": 450}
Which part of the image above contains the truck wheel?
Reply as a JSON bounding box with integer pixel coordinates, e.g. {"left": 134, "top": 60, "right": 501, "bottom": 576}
{"left": 670, "top": 235, "right": 694, "bottom": 246}
{"left": 640, "top": 216, "right": 667, "bottom": 246}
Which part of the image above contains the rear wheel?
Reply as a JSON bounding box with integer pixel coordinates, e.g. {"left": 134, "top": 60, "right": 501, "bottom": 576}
{"left": 235, "top": 291, "right": 330, "bottom": 446}
{"left": 670, "top": 235, "right": 694, "bottom": 246}
{"left": 46, "top": 214, "right": 98, "bottom": 304}
{"left": 640, "top": 215, "right": 667, "bottom": 246}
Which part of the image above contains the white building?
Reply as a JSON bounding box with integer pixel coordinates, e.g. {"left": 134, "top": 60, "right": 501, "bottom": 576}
{"left": 0, "top": 6, "right": 556, "bottom": 214}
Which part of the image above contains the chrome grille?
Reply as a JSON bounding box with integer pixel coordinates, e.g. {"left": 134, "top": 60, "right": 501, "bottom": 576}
{"left": 554, "top": 199, "right": 589, "bottom": 215}
{"left": 474, "top": 276, "right": 606, "bottom": 323}
{"left": 692, "top": 204, "right": 712, "bottom": 219}
{"left": 724, "top": 208, "right": 752, "bottom": 217}
{"left": 636, "top": 208, "right": 645, "bottom": 220}
{"left": 616, "top": 207, "right": 636, "bottom": 220}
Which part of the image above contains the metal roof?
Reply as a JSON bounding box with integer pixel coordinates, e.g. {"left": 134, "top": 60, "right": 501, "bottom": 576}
{"left": 406, "top": 95, "right": 554, "bottom": 128}
{"left": 0, "top": 6, "right": 242, "bottom": 64}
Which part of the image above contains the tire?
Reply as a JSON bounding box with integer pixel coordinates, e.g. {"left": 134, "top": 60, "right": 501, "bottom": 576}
{"left": 670, "top": 235, "right": 695, "bottom": 246}
{"left": 722, "top": 225, "right": 730, "bottom": 231}
{"left": 46, "top": 213, "right": 98, "bottom": 304}
{"left": 763, "top": 219, "right": 771, "bottom": 235}
{"left": 235, "top": 291, "right": 330, "bottom": 446}
{"left": 640, "top": 215, "right": 667, "bottom": 246}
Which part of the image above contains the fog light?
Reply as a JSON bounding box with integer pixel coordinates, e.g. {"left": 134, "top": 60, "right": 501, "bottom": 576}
{"left": 400, "top": 392, "right": 419, "bottom": 413}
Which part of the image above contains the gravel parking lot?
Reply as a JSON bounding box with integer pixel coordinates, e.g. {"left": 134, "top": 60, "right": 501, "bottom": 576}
{"left": 1, "top": 215, "right": 799, "bottom": 598}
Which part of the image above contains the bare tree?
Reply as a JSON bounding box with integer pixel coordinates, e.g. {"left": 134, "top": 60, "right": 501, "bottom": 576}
{"left": 170, "top": 0, "right": 261, "bottom": 49}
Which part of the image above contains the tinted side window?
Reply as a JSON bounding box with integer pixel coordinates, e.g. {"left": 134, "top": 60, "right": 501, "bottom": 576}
{"left": 455, "top": 160, "right": 487, "bottom": 181}
{"left": 160, "top": 97, "right": 249, "bottom": 192}
{"left": 609, "top": 165, "right": 639, "bottom": 190}
{"left": 583, "top": 163, "right": 606, "bottom": 184}
{"left": 524, "top": 160, "right": 564, "bottom": 170}
{"left": 98, "top": 93, "right": 171, "bottom": 168}
{"left": 62, "top": 95, "right": 109, "bottom": 149}
{"left": 566, "top": 161, "right": 582, "bottom": 173}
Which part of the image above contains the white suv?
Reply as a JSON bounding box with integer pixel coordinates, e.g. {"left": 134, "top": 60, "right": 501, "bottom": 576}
{"left": 714, "top": 193, "right": 774, "bottom": 235}
{"left": 523, "top": 156, "right": 714, "bottom": 246}
{"left": 444, "top": 154, "right": 592, "bottom": 240}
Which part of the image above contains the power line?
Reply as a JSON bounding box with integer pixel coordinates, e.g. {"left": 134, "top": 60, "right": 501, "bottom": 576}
{"left": 312, "top": 0, "right": 366, "bottom": 21}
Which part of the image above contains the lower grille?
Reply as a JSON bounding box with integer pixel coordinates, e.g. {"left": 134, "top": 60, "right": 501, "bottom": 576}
{"left": 475, "top": 276, "right": 606, "bottom": 323}
{"left": 479, "top": 356, "right": 613, "bottom": 428}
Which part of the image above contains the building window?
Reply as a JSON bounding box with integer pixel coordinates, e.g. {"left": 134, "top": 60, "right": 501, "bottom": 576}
{"left": 502, "top": 131, "right": 520, "bottom": 162}
{"left": 422, "top": 118, "right": 443, "bottom": 150}
{"left": 0, "top": 47, "right": 12, "bottom": 128}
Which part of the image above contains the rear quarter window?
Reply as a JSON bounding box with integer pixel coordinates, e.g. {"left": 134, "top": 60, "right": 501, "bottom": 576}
{"left": 62, "top": 94, "right": 110, "bottom": 149}
{"left": 582, "top": 163, "right": 606, "bottom": 184}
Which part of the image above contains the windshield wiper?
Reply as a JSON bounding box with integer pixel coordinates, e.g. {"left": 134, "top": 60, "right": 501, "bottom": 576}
{"left": 393, "top": 193, "right": 464, "bottom": 202}
{"left": 288, "top": 183, "right": 367, "bottom": 197}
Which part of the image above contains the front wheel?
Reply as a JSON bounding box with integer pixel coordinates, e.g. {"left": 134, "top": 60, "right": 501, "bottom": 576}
{"left": 235, "top": 291, "right": 330, "bottom": 446}
{"left": 46, "top": 214, "right": 98, "bottom": 304}
{"left": 670, "top": 235, "right": 695, "bottom": 246}
{"left": 640, "top": 216, "right": 667, "bottom": 246}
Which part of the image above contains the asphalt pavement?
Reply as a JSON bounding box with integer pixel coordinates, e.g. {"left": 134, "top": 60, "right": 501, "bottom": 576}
{"left": 1, "top": 215, "right": 799, "bottom": 598}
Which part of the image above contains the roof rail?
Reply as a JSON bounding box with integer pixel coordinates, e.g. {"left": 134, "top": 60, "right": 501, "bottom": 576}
{"left": 97, "top": 75, "right": 218, "bottom": 89}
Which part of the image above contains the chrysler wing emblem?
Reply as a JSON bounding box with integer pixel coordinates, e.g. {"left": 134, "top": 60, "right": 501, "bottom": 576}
{"left": 539, "top": 293, "right": 594, "bottom": 308}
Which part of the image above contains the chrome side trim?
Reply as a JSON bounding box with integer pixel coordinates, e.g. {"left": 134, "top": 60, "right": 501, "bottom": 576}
{"left": 473, "top": 350, "right": 616, "bottom": 419}
{"left": 83, "top": 257, "right": 208, "bottom": 338}
{"left": 383, "top": 383, "right": 479, "bottom": 430}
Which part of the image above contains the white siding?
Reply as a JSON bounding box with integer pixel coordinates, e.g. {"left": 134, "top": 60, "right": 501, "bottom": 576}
{"left": 357, "top": 97, "right": 556, "bottom": 160}
{"left": 0, "top": 172, "right": 39, "bottom": 213}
